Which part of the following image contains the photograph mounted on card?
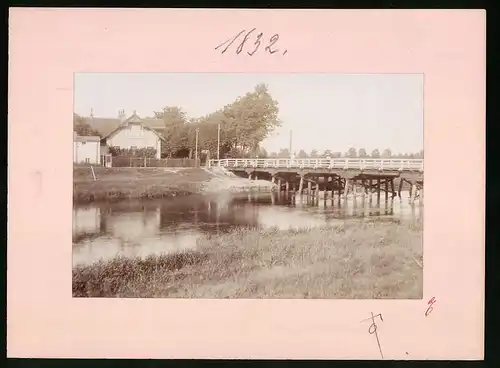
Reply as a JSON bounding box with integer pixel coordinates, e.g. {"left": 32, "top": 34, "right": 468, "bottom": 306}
{"left": 72, "top": 72, "right": 424, "bottom": 300}
{"left": 8, "top": 8, "right": 485, "bottom": 360}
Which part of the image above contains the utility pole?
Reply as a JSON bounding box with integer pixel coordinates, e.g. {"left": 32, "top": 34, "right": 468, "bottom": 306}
{"left": 289, "top": 129, "right": 293, "bottom": 158}
{"left": 217, "top": 123, "right": 221, "bottom": 160}
{"left": 195, "top": 128, "right": 199, "bottom": 164}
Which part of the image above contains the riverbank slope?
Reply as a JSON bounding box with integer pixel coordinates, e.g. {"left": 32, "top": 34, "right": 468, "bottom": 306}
{"left": 73, "top": 219, "right": 423, "bottom": 299}
{"left": 73, "top": 166, "right": 277, "bottom": 203}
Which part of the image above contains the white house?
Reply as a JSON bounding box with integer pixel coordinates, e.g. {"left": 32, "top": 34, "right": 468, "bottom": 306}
{"left": 73, "top": 133, "right": 101, "bottom": 164}
{"left": 100, "top": 112, "right": 165, "bottom": 159}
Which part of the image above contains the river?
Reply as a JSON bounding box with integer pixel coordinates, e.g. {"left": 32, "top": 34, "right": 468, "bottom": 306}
{"left": 72, "top": 191, "right": 422, "bottom": 266}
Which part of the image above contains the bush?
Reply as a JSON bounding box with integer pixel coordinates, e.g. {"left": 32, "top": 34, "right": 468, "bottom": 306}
{"left": 109, "top": 146, "right": 157, "bottom": 158}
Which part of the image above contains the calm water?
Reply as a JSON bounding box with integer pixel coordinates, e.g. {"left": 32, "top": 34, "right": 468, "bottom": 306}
{"left": 73, "top": 191, "right": 422, "bottom": 266}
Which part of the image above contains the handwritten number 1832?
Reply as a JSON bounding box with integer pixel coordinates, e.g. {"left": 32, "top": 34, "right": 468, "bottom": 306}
{"left": 215, "top": 29, "right": 287, "bottom": 56}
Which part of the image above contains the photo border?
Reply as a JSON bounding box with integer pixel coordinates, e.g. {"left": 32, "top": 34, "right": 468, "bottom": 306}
{"left": 8, "top": 8, "right": 485, "bottom": 359}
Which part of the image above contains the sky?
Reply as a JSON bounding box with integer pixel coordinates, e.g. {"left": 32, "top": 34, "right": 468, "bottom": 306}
{"left": 74, "top": 73, "right": 423, "bottom": 155}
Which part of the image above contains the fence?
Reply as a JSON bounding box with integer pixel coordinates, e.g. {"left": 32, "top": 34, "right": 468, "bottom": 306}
{"left": 209, "top": 158, "right": 424, "bottom": 172}
{"left": 111, "top": 156, "right": 200, "bottom": 168}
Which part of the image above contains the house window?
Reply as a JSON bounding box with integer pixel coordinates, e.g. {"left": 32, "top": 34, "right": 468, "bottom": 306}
{"left": 127, "top": 124, "right": 144, "bottom": 138}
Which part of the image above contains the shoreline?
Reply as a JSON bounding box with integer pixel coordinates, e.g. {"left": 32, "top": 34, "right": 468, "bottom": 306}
{"left": 73, "top": 166, "right": 277, "bottom": 204}
{"left": 73, "top": 166, "right": 417, "bottom": 205}
{"left": 73, "top": 220, "right": 423, "bottom": 299}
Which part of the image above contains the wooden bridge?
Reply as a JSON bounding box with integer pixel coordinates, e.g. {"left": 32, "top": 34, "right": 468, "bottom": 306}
{"left": 208, "top": 158, "right": 424, "bottom": 204}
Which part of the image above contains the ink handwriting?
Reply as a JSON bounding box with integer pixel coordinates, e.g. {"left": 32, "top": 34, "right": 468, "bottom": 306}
{"left": 360, "top": 312, "right": 384, "bottom": 359}
{"left": 215, "top": 29, "right": 288, "bottom": 56}
{"left": 425, "top": 297, "right": 436, "bottom": 317}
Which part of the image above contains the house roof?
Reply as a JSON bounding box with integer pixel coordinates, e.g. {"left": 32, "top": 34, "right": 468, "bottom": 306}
{"left": 126, "top": 113, "right": 143, "bottom": 124}
{"left": 82, "top": 117, "right": 121, "bottom": 137}
{"left": 81, "top": 115, "right": 165, "bottom": 138}
{"left": 100, "top": 112, "right": 166, "bottom": 141}
{"left": 142, "top": 118, "right": 165, "bottom": 130}
{"left": 74, "top": 135, "right": 101, "bottom": 142}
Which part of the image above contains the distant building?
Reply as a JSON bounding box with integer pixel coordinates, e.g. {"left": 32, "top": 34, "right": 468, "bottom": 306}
{"left": 73, "top": 132, "right": 101, "bottom": 164}
{"left": 81, "top": 110, "right": 165, "bottom": 159}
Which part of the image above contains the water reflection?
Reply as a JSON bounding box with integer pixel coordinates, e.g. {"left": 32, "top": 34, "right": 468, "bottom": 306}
{"left": 73, "top": 191, "right": 422, "bottom": 266}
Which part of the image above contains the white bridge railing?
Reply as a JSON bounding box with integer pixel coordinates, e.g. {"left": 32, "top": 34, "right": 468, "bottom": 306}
{"left": 208, "top": 158, "right": 424, "bottom": 172}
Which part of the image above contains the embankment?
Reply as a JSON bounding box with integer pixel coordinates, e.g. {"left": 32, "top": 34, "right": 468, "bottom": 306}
{"left": 72, "top": 219, "right": 423, "bottom": 298}
{"left": 201, "top": 166, "right": 277, "bottom": 194}
{"left": 73, "top": 166, "right": 277, "bottom": 204}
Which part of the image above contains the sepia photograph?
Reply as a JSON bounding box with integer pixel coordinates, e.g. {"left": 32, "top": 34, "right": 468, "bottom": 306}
{"left": 72, "top": 73, "right": 424, "bottom": 299}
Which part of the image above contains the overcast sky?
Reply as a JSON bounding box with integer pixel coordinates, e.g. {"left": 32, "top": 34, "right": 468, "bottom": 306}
{"left": 74, "top": 73, "right": 423, "bottom": 154}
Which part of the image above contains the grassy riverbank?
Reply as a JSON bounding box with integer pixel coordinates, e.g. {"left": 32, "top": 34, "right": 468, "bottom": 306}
{"left": 73, "top": 219, "right": 423, "bottom": 299}
{"left": 73, "top": 167, "right": 211, "bottom": 203}
{"left": 74, "top": 166, "right": 276, "bottom": 203}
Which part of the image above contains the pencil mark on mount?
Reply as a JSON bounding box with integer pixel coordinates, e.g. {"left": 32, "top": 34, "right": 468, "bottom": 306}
{"left": 236, "top": 28, "right": 256, "bottom": 55}
{"left": 215, "top": 29, "right": 288, "bottom": 56}
{"left": 214, "top": 30, "right": 245, "bottom": 54}
{"left": 361, "top": 312, "right": 384, "bottom": 359}
{"left": 265, "top": 34, "right": 280, "bottom": 54}
{"left": 248, "top": 31, "right": 263, "bottom": 56}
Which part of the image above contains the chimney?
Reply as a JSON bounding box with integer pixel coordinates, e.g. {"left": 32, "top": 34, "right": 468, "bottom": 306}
{"left": 118, "top": 109, "right": 126, "bottom": 122}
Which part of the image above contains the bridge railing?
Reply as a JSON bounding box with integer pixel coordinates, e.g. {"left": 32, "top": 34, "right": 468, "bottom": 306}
{"left": 208, "top": 158, "right": 424, "bottom": 171}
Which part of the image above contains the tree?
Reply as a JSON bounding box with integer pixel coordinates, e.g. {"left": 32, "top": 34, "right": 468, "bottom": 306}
{"left": 270, "top": 151, "right": 278, "bottom": 158}
{"left": 159, "top": 83, "right": 282, "bottom": 159}
{"left": 382, "top": 148, "right": 392, "bottom": 158}
{"left": 346, "top": 147, "right": 357, "bottom": 158}
{"left": 159, "top": 106, "right": 189, "bottom": 158}
{"left": 73, "top": 113, "right": 100, "bottom": 136}
{"left": 214, "top": 83, "right": 281, "bottom": 157}
{"left": 371, "top": 149, "right": 381, "bottom": 158}
{"left": 255, "top": 147, "right": 268, "bottom": 158}
{"left": 297, "top": 149, "right": 308, "bottom": 158}
{"left": 323, "top": 149, "right": 332, "bottom": 158}
{"left": 358, "top": 148, "right": 367, "bottom": 158}
{"left": 277, "top": 148, "right": 290, "bottom": 158}
{"left": 310, "top": 149, "right": 318, "bottom": 158}
{"left": 153, "top": 110, "right": 165, "bottom": 119}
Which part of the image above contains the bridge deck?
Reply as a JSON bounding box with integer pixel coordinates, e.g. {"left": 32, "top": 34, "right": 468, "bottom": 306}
{"left": 209, "top": 158, "right": 423, "bottom": 172}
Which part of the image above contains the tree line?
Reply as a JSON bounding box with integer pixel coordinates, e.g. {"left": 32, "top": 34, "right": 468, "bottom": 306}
{"left": 74, "top": 83, "right": 281, "bottom": 159}
{"left": 73, "top": 84, "right": 422, "bottom": 161}
{"left": 148, "top": 83, "right": 281, "bottom": 159}
{"left": 267, "top": 148, "right": 424, "bottom": 159}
